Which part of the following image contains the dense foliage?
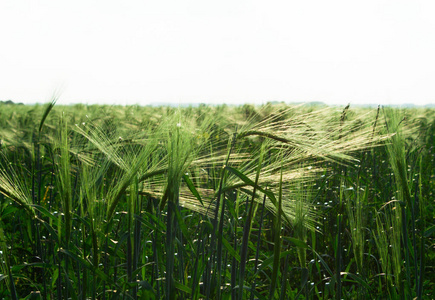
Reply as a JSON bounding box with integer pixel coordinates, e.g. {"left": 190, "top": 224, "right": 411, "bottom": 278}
{"left": 0, "top": 101, "right": 433, "bottom": 299}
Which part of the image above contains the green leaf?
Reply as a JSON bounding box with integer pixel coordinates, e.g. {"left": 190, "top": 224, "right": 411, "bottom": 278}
{"left": 32, "top": 204, "right": 58, "bottom": 223}
{"left": 311, "top": 248, "right": 334, "bottom": 277}
{"left": 40, "top": 220, "right": 59, "bottom": 243}
{"left": 341, "top": 272, "right": 371, "bottom": 290}
{"left": 282, "top": 237, "right": 308, "bottom": 249}
{"left": 173, "top": 281, "right": 206, "bottom": 298}
{"left": 221, "top": 236, "right": 241, "bottom": 262}
{"left": 253, "top": 250, "right": 293, "bottom": 277}
{"left": 424, "top": 225, "right": 435, "bottom": 237}
{"left": 1, "top": 205, "right": 17, "bottom": 218}
{"left": 59, "top": 248, "right": 111, "bottom": 283}
{"left": 225, "top": 165, "right": 277, "bottom": 205}
{"left": 183, "top": 173, "right": 204, "bottom": 206}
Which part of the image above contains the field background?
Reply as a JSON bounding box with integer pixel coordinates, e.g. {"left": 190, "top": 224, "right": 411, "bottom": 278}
{"left": 0, "top": 101, "right": 433, "bottom": 299}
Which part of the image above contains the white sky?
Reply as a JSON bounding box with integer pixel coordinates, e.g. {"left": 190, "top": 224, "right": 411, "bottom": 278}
{"left": 1, "top": 0, "right": 435, "bottom": 106}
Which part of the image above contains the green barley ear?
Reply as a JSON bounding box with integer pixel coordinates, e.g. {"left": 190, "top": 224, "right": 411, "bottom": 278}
{"left": 54, "top": 113, "right": 73, "bottom": 245}
{"left": 375, "top": 201, "right": 402, "bottom": 298}
{"left": 38, "top": 96, "right": 58, "bottom": 133}
{"left": 382, "top": 108, "right": 412, "bottom": 207}
{"left": 159, "top": 110, "right": 212, "bottom": 299}
{"left": 345, "top": 182, "right": 367, "bottom": 277}
{"left": 0, "top": 153, "right": 33, "bottom": 215}
{"left": 382, "top": 107, "right": 415, "bottom": 297}
{"left": 374, "top": 210, "right": 393, "bottom": 295}
{"left": 293, "top": 176, "right": 313, "bottom": 269}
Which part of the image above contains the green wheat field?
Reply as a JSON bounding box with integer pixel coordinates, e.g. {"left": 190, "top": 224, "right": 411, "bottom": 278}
{"left": 0, "top": 100, "right": 433, "bottom": 299}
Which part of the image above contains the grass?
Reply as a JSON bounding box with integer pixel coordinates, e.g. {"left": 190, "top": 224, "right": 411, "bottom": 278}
{"left": 0, "top": 101, "right": 433, "bottom": 299}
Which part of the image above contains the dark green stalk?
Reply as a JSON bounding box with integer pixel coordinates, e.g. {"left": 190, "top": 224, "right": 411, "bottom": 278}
{"left": 250, "top": 193, "right": 267, "bottom": 300}
{"left": 401, "top": 204, "right": 411, "bottom": 298}
{"left": 215, "top": 189, "right": 227, "bottom": 299}
{"left": 57, "top": 251, "right": 62, "bottom": 300}
{"left": 205, "top": 132, "right": 236, "bottom": 299}
{"left": 133, "top": 211, "right": 141, "bottom": 298}
{"left": 174, "top": 205, "right": 186, "bottom": 299}
{"left": 416, "top": 157, "right": 425, "bottom": 300}
{"left": 82, "top": 226, "right": 88, "bottom": 299}
{"left": 231, "top": 224, "right": 238, "bottom": 300}
{"left": 0, "top": 226, "right": 18, "bottom": 300}
{"left": 151, "top": 199, "right": 162, "bottom": 300}
{"left": 32, "top": 118, "right": 46, "bottom": 283}
{"left": 269, "top": 163, "right": 283, "bottom": 300}
{"left": 279, "top": 253, "right": 290, "bottom": 300}
{"left": 127, "top": 178, "right": 139, "bottom": 298}
{"left": 165, "top": 193, "right": 177, "bottom": 300}
{"left": 335, "top": 213, "right": 343, "bottom": 300}
{"left": 190, "top": 220, "right": 207, "bottom": 300}
{"left": 91, "top": 220, "right": 98, "bottom": 300}
{"left": 238, "top": 144, "right": 264, "bottom": 300}
{"left": 127, "top": 225, "right": 133, "bottom": 294}
{"left": 336, "top": 181, "right": 343, "bottom": 300}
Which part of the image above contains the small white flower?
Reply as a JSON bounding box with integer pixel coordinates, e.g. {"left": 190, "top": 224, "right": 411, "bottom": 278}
{"left": 176, "top": 122, "right": 181, "bottom": 127}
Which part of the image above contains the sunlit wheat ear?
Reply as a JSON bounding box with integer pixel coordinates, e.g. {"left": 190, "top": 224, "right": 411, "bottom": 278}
{"left": 237, "top": 105, "right": 391, "bottom": 163}
{"left": 0, "top": 155, "right": 33, "bottom": 214}
{"left": 73, "top": 114, "right": 165, "bottom": 223}
{"left": 74, "top": 121, "right": 129, "bottom": 171}
{"left": 219, "top": 105, "right": 393, "bottom": 236}
{"left": 178, "top": 187, "right": 216, "bottom": 216}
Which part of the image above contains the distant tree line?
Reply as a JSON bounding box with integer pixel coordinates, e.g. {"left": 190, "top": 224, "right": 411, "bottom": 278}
{"left": 0, "top": 100, "right": 23, "bottom": 105}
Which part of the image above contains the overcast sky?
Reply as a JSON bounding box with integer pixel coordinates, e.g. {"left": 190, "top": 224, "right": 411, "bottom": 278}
{"left": 1, "top": 0, "right": 434, "bottom": 106}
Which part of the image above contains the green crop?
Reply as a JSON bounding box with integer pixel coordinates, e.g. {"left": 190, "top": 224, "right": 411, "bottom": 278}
{"left": 0, "top": 101, "right": 433, "bottom": 299}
